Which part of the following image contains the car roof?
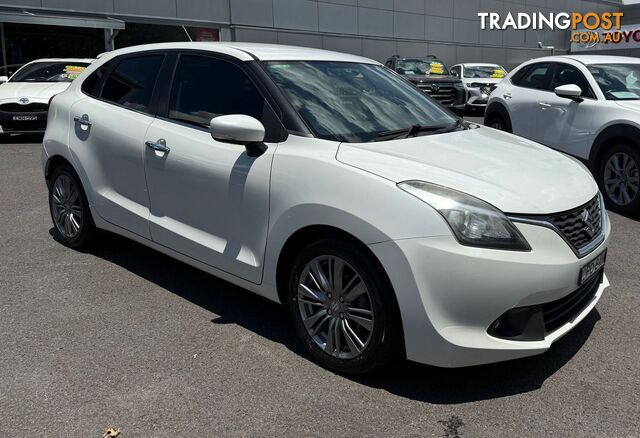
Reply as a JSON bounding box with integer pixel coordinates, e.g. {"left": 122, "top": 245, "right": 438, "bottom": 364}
{"left": 524, "top": 55, "right": 640, "bottom": 66}
{"left": 459, "top": 63, "right": 502, "bottom": 67}
{"left": 24, "top": 58, "right": 95, "bottom": 64}
{"left": 100, "top": 42, "right": 379, "bottom": 64}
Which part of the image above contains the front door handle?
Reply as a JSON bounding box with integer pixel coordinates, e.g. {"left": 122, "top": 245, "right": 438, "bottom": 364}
{"left": 539, "top": 102, "right": 551, "bottom": 108}
{"left": 145, "top": 139, "right": 170, "bottom": 153}
{"left": 73, "top": 114, "right": 92, "bottom": 127}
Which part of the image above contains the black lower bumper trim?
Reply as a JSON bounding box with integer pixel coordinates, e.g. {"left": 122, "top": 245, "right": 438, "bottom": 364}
{"left": 488, "top": 270, "right": 602, "bottom": 341}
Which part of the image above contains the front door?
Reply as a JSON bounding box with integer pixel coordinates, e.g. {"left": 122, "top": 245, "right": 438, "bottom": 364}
{"left": 536, "top": 63, "right": 597, "bottom": 158}
{"left": 143, "top": 54, "right": 281, "bottom": 283}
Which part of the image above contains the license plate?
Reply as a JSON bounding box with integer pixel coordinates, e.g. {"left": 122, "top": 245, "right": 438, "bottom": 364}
{"left": 12, "top": 115, "right": 37, "bottom": 121}
{"left": 580, "top": 249, "right": 607, "bottom": 285}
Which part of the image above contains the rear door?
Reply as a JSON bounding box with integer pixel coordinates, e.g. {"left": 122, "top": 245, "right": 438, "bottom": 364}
{"left": 506, "top": 62, "right": 554, "bottom": 141}
{"left": 143, "top": 53, "right": 285, "bottom": 283}
{"left": 68, "top": 52, "right": 167, "bottom": 238}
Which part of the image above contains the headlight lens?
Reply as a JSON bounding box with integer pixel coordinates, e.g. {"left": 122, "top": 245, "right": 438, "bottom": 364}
{"left": 398, "top": 181, "right": 531, "bottom": 251}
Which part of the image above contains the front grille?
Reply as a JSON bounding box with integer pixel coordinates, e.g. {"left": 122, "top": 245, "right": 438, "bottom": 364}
{"left": 542, "top": 270, "right": 602, "bottom": 333}
{"left": 548, "top": 196, "right": 603, "bottom": 252}
{"left": 417, "top": 83, "right": 457, "bottom": 105}
{"left": 511, "top": 195, "right": 604, "bottom": 257}
{"left": 0, "top": 102, "right": 48, "bottom": 113}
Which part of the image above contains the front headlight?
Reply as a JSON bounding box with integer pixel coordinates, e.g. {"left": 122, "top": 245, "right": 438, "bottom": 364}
{"left": 398, "top": 181, "right": 531, "bottom": 251}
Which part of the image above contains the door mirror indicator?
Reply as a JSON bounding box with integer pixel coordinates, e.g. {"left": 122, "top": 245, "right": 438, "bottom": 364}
{"left": 554, "top": 84, "right": 583, "bottom": 102}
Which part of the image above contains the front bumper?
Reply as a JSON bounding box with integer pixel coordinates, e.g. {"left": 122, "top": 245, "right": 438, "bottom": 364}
{"left": 465, "top": 87, "right": 492, "bottom": 107}
{"left": 369, "top": 216, "right": 611, "bottom": 367}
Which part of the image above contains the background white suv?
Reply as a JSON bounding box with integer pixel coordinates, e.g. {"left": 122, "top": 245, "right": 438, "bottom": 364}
{"left": 485, "top": 55, "right": 640, "bottom": 214}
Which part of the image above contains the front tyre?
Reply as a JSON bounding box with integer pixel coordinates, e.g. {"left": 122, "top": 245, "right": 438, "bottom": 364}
{"left": 486, "top": 114, "right": 508, "bottom": 132}
{"left": 599, "top": 144, "right": 640, "bottom": 214}
{"left": 48, "top": 164, "right": 96, "bottom": 248}
{"left": 287, "top": 239, "right": 402, "bottom": 374}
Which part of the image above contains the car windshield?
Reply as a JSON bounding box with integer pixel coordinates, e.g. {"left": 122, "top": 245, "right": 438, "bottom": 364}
{"left": 264, "top": 61, "right": 458, "bottom": 143}
{"left": 463, "top": 65, "right": 507, "bottom": 79}
{"left": 587, "top": 64, "right": 640, "bottom": 100}
{"left": 9, "top": 62, "right": 90, "bottom": 83}
{"left": 396, "top": 58, "right": 449, "bottom": 76}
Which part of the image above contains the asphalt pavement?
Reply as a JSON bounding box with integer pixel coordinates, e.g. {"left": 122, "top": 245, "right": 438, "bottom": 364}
{"left": 0, "top": 137, "right": 638, "bottom": 437}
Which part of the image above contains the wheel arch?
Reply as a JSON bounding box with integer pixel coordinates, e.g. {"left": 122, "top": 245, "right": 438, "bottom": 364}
{"left": 274, "top": 225, "right": 392, "bottom": 305}
{"left": 484, "top": 101, "right": 512, "bottom": 132}
{"left": 44, "top": 154, "right": 76, "bottom": 182}
{"left": 589, "top": 124, "right": 640, "bottom": 171}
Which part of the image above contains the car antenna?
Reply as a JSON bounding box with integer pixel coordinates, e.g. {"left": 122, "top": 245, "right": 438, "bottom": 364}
{"left": 182, "top": 25, "right": 193, "bottom": 42}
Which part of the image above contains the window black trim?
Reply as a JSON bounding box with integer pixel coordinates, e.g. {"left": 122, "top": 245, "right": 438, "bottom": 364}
{"left": 156, "top": 50, "right": 289, "bottom": 143}
{"left": 511, "top": 62, "right": 555, "bottom": 93}
{"left": 550, "top": 62, "right": 597, "bottom": 101}
{"left": 80, "top": 50, "right": 170, "bottom": 118}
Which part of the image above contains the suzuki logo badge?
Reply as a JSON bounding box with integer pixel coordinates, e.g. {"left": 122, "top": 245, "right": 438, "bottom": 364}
{"left": 18, "top": 97, "right": 29, "bottom": 105}
{"left": 431, "top": 84, "right": 440, "bottom": 91}
{"left": 581, "top": 209, "right": 596, "bottom": 237}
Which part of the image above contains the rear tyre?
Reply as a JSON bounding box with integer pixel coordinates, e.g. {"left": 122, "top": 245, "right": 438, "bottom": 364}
{"left": 598, "top": 144, "right": 640, "bottom": 214}
{"left": 287, "top": 239, "right": 402, "bottom": 375}
{"left": 48, "top": 164, "right": 97, "bottom": 248}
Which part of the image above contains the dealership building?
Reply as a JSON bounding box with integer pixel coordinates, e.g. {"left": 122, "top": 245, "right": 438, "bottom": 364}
{"left": 0, "top": 0, "right": 633, "bottom": 74}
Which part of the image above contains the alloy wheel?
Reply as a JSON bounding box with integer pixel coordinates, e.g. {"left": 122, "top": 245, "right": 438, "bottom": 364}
{"left": 604, "top": 152, "right": 640, "bottom": 206}
{"left": 51, "top": 174, "right": 83, "bottom": 238}
{"left": 297, "top": 255, "right": 374, "bottom": 359}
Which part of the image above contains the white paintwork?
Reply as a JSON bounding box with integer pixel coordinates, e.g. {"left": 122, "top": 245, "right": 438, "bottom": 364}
{"left": 337, "top": 127, "right": 598, "bottom": 214}
{"left": 210, "top": 114, "right": 265, "bottom": 144}
{"left": 488, "top": 54, "right": 640, "bottom": 160}
{"left": 43, "top": 43, "right": 610, "bottom": 368}
{"left": 555, "top": 84, "right": 583, "bottom": 99}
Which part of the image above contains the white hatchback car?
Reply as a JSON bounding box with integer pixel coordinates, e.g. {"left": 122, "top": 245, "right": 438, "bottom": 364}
{"left": 0, "top": 58, "right": 93, "bottom": 137}
{"left": 43, "top": 43, "right": 610, "bottom": 374}
{"left": 485, "top": 55, "right": 640, "bottom": 214}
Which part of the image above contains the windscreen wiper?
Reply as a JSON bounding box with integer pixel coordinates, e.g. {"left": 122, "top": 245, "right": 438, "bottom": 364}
{"left": 373, "top": 120, "right": 465, "bottom": 142}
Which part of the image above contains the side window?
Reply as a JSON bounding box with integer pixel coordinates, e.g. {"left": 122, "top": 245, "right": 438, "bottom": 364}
{"left": 514, "top": 62, "right": 553, "bottom": 91}
{"left": 451, "top": 66, "right": 460, "bottom": 77}
{"left": 552, "top": 63, "right": 594, "bottom": 98}
{"left": 101, "top": 54, "right": 164, "bottom": 113}
{"left": 168, "top": 54, "right": 284, "bottom": 141}
{"left": 81, "top": 62, "right": 111, "bottom": 97}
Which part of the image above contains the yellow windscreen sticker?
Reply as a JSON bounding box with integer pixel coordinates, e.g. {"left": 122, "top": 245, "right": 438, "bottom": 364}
{"left": 429, "top": 62, "right": 444, "bottom": 75}
{"left": 490, "top": 69, "right": 506, "bottom": 79}
{"left": 64, "top": 65, "right": 87, "bottom": 80}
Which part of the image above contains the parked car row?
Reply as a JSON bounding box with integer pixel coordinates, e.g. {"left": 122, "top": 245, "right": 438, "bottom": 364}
{"left": 384, "top": 55, "right": 509, "bottom": 114}
{"left": 42, "top": 42, "right": 611, "bottom": 375}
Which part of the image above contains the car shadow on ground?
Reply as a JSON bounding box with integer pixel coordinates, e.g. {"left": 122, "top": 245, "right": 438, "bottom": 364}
{"left": 65, "top": 230, "right": 601, "bottom": 405}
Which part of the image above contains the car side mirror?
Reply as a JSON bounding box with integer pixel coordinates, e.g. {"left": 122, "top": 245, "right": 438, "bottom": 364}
{"left": 0, "top": 76, "right": 8, "bottom": 84}
{"left": 554, "top": 84, "right": 583, "bottom": 102}
{"left": 210, "top": 114, "right": 267, "bottom": 157}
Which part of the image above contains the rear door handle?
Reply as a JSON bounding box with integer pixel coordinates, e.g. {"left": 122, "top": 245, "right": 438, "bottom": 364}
{"left": 73, "top": 114, "right": 92, "bottom": 127}
{"left": 503, "top": 93, "right": 512, "bottom": 100}
{"left": 539, "top": 102, "right": 551, "bottom": 108}
{"left": 145, "top": 139, "right": 170, "bottom": 153}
